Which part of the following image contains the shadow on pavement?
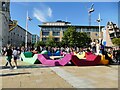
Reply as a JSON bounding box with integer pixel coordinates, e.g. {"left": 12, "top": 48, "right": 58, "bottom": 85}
{"left": 0, "top": 72, "right": 30, "bottom": 77}
{"left": 0, "top": 64, "right": 59, "bottom": 70}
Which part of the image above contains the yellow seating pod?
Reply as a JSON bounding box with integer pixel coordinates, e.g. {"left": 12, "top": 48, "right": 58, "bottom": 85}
{"left": 74, "top": 52, "right": 86, "bottom": 59}
{"left": 99, "top": 54, "right": 109, "bottom": 65}
{"left": 108, "top": 54, "right": 112, "bottom": 58}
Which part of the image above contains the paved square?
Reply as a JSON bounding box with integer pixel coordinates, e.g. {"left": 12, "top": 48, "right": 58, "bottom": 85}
{"left": 0, "top": 56, "right": 119, "bottom": 88}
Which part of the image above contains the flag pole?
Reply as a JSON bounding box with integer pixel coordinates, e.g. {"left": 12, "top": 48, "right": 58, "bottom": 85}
{"left": 25, "top": 11, "right": 28, "bottom": 49}
{"left": 98, "top": 13, "right": 101, "bottom": 44}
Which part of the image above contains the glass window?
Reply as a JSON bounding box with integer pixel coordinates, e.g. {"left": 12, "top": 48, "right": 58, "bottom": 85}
{"left": 42, "top": 32, "right": 49, "bottom": 36}
{"left": 2, "top": 2, "right": 6, "bottom": 11}
{"left": 54, "top": 38, "right": 60, "bottom": 42}
{"left": 83, "top": 28, "right": 87, "bottom": 32}
{"left": 76, "top": 28, "right": 80, "bottom": 32}
{"left": 42, "top": 38, "right": 47, "bottom": 41}
{"left": 53, "top": 31, "right": 60, "bottom": 36}
{"left": 2, "top": 2, "right": 5, "bottom": 7}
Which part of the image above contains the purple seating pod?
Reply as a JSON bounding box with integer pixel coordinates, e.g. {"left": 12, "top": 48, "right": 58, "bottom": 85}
{"left": 37, "top": 54, "right": 72, "bottom": 66}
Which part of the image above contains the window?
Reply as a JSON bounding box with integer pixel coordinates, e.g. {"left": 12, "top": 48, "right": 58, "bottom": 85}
{"left": 83, "top": 28, "right": 87, "bottom": 32}
{"left": 54, "top": 38, "right": 60, "bottom": 42}
{"left": 53, "top": 31, "right": 60, "bottom": 36}
{"left": 2, "top": 2, "right": 6, "bottom": 11}
{"left": 42, "top": 38, "right": 47, "bottom": 41}
{"left": 76, "top": 28, "right": 80, "bottom": 32}
{"left": 42, "top": 32, "right": 49, "bottom": 36}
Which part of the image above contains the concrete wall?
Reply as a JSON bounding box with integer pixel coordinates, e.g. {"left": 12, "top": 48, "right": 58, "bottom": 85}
{"left": 0, "top": 0, "right": 10, "bottom": 47}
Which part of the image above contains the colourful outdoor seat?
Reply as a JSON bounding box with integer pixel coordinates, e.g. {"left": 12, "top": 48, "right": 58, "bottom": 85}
{"left": 48, "top": 51, "right": 61, "bottom": 56}
{"left": 71, "top": 54, "right": 101, "bottom": 66}
{"left": 53, "top": 51, "right": 61, "bottom": 56}
{"left": 23, "top": 52, "right": 33, "bottom": 58}
{"left": 74, "top": 52, "right": 85, "bottom": 59}
{"left": 41, "top": 50, "right": 48, "bottom": 54}
{"left": 37, "top": 54, "right": 72, "bottom": 66}
{"left": 99, "top": 55, "right": 109, "bottom": 65}
{"left": 20, "top": 52, "right": 40, "bottom": 64}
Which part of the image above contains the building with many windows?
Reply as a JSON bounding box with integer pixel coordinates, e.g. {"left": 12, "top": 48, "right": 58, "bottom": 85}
{"left": 32, "top": 34, "right": 40, "bottom": 44}
{"left": 9, "top": 23, "right": 32, "bottom": 47}
{"left": 39, "top": 20, "right": 104, "bottom": 42}
{"left": 107, "top": 21, "right": 120, "bottom": 39}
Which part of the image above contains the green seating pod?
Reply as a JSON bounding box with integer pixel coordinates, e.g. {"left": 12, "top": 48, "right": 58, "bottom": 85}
{"left": 23, "top": 52, "right": 33, "bottom": 58}
{"left": 20, "top": 52, "right": 39, "bottom": 64}
{"left": 40, "top": 50, "right": 48, "bottom": 54}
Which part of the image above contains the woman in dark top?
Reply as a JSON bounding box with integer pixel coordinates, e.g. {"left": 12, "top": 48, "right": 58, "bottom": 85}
{"left": 5, "top": 46, "right": 13, "bottom": 69}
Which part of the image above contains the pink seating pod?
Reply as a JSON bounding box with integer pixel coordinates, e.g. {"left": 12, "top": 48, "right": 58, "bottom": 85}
{"left": 37, "top": 54, "right": 72, "bottom": 66}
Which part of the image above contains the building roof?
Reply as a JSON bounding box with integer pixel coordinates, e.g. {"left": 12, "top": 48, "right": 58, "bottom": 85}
{"left": 38, "top": 25, "right": 105, "bottom": 28}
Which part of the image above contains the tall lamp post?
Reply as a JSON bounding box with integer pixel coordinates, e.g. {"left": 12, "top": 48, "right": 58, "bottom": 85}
{"left": 88, "top": 3, "right": 95, "bottom": 26}
{"left": 96, "top": 13, "right": 102, "bottom": 44}
{"left": 25, "top": 11, "right": 28, "bottom": 49}
{"left": 25, "top": 11, "right": 32, "bottom": 49}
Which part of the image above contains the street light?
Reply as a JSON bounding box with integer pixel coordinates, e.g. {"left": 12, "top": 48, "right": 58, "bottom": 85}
{"left": 25, "top": 11, "right": 32, "bottom": 49}
{"left": 25, "top": 11, "right": 28, "bottom": 49}
{"left": 88, "top": 3, "right": 95, "bottom": 26}
{"left": 96, "top": 13, "right": 102, "bottom": 44}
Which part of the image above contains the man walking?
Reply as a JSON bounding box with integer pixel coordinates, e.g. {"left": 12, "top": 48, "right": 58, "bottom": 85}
{"left": 5, "top": 45, "right": 13, "bottom": 69}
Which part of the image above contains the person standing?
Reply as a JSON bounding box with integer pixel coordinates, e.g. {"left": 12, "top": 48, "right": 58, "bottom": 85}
{"left": 96, "top": 41, "right": 100, "bottom": 55}
{"left": 13, "top": 47, "right": 18, "bottom": 69}
{"left": 5, "top": 46, "right": 13, "bottom": 69}
{"left": 91, "top": 40, "right": 96, "bottom": 53}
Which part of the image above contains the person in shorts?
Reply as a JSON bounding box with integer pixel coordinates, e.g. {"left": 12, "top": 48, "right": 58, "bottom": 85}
{"left": 13, "top": 47, "right": 18, "bottom": 69}
{"left": 5, "top": 46, "right": 13, "bottom": 69}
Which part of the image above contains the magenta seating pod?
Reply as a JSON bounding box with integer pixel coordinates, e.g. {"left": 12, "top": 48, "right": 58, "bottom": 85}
{"left": 37, "top": 54, "right": 72, "bottom": 66}
{"left": 71, "top": 54, "right": 101, "bottom": 66}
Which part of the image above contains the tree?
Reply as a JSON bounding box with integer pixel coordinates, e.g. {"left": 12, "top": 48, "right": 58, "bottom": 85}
{"left": 62, "top": 26, "right": 77, "bottom": 47}
{"left": 112, "top": 38, "right": 120, "bottom": 46}
{"left": 34, "top": 41, "right": 45, "bottom": 47}
{"left": 78, "top": 32, "right": 91, "bottom": 47}
{"left": 46, "top": 35, "right": 56, "bottom": 47}
{"left": 62, "top": 26, "right": 91, "bottom": 47}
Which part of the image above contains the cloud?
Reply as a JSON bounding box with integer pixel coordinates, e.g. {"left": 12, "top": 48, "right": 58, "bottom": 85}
{"left": 33, "top": 5, "right": 52, "bottom": 22}
{"left": 33, "top": 8, "right": 47, "bottom": 22}
{"left": 48, "top": 7, "right": 52, "bottom": 17}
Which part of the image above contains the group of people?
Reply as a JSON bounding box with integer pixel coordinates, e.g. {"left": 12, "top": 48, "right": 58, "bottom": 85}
{"left": 1, "top": 42, "right": 120, "bottom": 70}
{"left": 2, "top": 45, "right": 21, "bottom": 69}
{"left": 90, "top": 40, "right": 120, "bottom": 64}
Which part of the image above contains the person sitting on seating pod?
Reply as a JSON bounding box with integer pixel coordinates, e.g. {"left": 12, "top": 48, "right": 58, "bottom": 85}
{"left": 104, "top": 48, "right": 114, "bottom": 64}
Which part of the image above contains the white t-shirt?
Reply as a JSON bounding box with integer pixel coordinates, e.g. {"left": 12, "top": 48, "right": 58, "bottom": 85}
{"left": 96, "top": 44, "right": 100, "bottom": 55}
{"left": 13, "top": 50, "right": 18, "bottom": 57}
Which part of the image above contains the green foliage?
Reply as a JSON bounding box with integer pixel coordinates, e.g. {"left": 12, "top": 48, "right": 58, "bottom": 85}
{"left": 62, "top": 26, "right": 91, "bottom": 47}
{"left": 34, "top": 41, "right": 45, "bottom": 47}
{"left": 112, "top": 38, "right": 120, "bottom": 46}
{"left": 46, "top": 35, "right": 56, "bottom": 47}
